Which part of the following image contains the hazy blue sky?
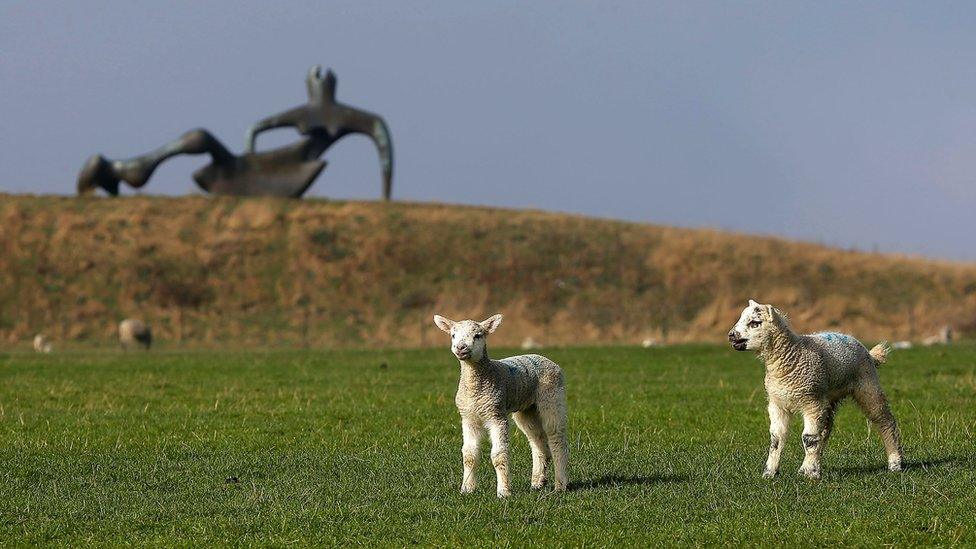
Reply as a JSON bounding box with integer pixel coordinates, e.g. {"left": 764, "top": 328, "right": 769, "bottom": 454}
{"left": 2, "top": 2, "right": 975, "bottom": 260}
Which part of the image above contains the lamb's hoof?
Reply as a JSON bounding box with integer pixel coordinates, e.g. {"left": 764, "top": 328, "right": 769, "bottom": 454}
{"left": 496, "top": 489, "right": 511, "bottom": 498}
{"left": 762, "top": 469, "right": 778, "bottom": 479}
{"left": 460, "top": 485, "right": 476, "bottom": 494}
{"left": 531, "top": 483, "right": 545, "bottom": 491}
{"left": 889, "top": 460, "right": 904, "bottom": 472}
{"left": 798, "top": 466, "right": 821, "bottom": 480}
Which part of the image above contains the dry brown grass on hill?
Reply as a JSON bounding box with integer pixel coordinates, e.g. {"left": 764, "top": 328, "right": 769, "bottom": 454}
{"left": 1, "top": 193, "right": 974, "bottom": 348}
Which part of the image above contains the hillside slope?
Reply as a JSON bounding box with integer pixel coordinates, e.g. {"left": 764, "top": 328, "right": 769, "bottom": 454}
{"left": 1, "top": 194, "right": 974, "bottom": 348}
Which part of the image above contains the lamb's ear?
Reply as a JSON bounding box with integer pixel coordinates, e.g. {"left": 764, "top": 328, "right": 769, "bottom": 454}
{"left": 772, "top": 307, "right": 788, "bottom": 323}
{"left": 480, "top": 314, "right": 504, "bottom": 334}
{"left": 748, "top": 299, "right": 760, "bottom": 308}
{"left": 433, "top": 315, "right": 455, "bottom": 333}
{"left": 763, "top": 304, "right": 781, "bottom": 322}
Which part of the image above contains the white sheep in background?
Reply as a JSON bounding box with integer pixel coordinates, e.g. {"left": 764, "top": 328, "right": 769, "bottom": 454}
{"left": 33, "top": 334, "right": 53, "bottom": 353}
{"left": 728, "top": 299, "right": 904, "bottom": 479}
{"left": 433, "top": 313, "right": 569, "bottom": 496}
{"left": 119, "top": 319, "right": 152, "bottom": 350}
{"left": 520, "top": 336, "right": 541, "bottom": 350}
{"left": 922, "top": 325, "right": 953, "bottom": 346}
{"left": 641, "top": 337, "right": 659, "bottom": 348}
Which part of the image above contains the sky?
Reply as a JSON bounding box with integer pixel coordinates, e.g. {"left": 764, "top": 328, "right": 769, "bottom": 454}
{"left": 2, "top": 1, "right": 976, "bottom": 260}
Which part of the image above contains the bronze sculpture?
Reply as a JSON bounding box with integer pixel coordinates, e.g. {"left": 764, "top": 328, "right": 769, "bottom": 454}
{"left": 78, "top": 66, "right": 393, "bottom": 199}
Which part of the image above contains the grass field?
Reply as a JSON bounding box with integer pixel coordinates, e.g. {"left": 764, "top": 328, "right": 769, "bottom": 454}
{"left": 0, "top": 344, "right": 973, "bottom": 546}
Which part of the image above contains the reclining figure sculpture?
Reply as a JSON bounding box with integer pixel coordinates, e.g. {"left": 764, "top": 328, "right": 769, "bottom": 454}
{"left": 78, "top": 65, "right": 393, "bottom": 199}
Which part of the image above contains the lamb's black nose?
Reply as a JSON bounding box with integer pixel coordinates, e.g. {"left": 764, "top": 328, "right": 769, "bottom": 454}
{"left": 728, "top": 330, "right": 737, "bottom": 341}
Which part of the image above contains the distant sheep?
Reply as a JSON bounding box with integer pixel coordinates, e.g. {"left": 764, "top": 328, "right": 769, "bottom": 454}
{"left": 728, "top": 299, "right": 904, "bottom": 479}
{"left": 119, "top": 319, "right": 152, "bottom": 350}
{"left": 641, "top": 337, "right": 659, "bottom": 348}
{"left": 922, "top": 325, "right": 952, "bottom": 346}
{"left": 433, "top": 313, "right": 569, "bottom": 496}
{"left": 33, "top": 334, "right": 53, "bottom": 353}
{"left": 521, "top": 336, "right": 541, "bottom": 350}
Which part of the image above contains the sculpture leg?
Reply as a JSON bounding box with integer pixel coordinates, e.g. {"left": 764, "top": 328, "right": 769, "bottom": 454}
{"left": 372, "top": 118, "right": 393, "bottom": 201}
{"left": 77, "top": 154, "right": 122, "bottom": 196}
{"left": 78, "top": 129, "right": 234, "bottom": 195}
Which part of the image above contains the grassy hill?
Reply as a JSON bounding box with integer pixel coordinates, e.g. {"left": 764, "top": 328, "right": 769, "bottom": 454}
{"left": 1, "top": 193, "right": 975, "bottom": 348}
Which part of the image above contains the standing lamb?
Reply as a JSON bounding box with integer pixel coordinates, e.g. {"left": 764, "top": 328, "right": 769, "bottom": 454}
{"left": 119, "top": 319, "right": 152, "bottom": 350}
{"left": 433, "top": 313, "right": 569, "bottom": 496}
{"left": 728, "top": 300, "right": 904, "bottom": 479}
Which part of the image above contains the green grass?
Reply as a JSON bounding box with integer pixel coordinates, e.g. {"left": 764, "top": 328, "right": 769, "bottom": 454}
{"left": 0, "top": 345, "right": 973, "bottom": 546}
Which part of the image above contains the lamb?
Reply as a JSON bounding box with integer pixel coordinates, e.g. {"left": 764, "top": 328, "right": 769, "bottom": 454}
{"left": 433, "top": 313, "right": 569, "bottom": 496}
{"left": 119, "top": 319, "right": 152, "bottom": 350}
{"left": 33, "top": 334, "right": 53, "bottom": 353}
{"left": 728, "top": 300, "right": 904, "bottom": 479}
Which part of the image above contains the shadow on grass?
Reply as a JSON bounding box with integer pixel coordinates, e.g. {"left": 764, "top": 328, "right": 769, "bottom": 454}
{"left": 832, "top": 456, "right": 967, "bottom": 478}
{"left": 569, "top": 473, "right": 688, "bottom": 492}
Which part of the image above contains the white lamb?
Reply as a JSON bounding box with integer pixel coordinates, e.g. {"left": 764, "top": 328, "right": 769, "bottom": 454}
{"left": 728, "top": 300, "right": 904, "bottom": 479}
{"left": 433, "top": 313, "right": 569, "bottom": 496}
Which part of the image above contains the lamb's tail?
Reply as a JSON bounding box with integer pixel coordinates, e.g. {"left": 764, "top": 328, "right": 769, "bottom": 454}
{"left": 869, "top": 341, "right": 891, "bottom": 365}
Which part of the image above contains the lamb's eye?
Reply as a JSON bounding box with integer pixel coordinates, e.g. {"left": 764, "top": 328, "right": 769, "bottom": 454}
{"left": 748, "top": 320, "right": 762, "bottom": 328}
{"left": 473, "top": 333, "right": 482, "bottom": 339}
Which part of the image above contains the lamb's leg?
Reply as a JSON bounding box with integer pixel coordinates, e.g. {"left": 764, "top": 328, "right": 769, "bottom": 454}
{"left": 487, "top": 418, "right": 511, "bottom": 497}
{"left": 460, "top": 417, "right": 483, "bottom": 494}
{"left": 820, "top": 401, "right": 840, "bottom": 446}
{"left": 540, "top": 394, "right": 569, "bottom": 492}
{"left": 513, "top": 408, "right": 550, "bottom": 489}
{"left": 763, "top": 401, "right": 791, "bottom": 478}
{"left": 798, "top": 404, "right": 833, "bottom": 479}
{"left": 854, "top": 383, "right": 904, "bottom": 472}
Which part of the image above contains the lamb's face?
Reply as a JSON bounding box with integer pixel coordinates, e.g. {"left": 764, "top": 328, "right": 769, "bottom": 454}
{"left": 433, "top": 314, "right": 504, "bottom": 362}
{"left": 449, "top": 320, "right": 488, "bottom": 361}
{"left": 728, "top": 299, "right": 776, "bottom": 351}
